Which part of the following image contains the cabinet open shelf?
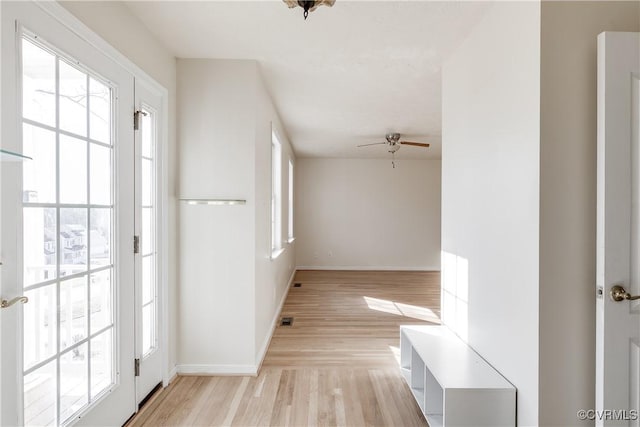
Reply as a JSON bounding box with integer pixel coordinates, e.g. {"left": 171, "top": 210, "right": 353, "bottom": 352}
{"left": 399, "top": 325, "right": 516, "bottom": 426}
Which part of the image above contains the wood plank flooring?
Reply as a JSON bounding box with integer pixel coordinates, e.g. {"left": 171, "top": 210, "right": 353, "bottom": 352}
{"left": 129, "top": 270, "right": 440, "bottom": 427}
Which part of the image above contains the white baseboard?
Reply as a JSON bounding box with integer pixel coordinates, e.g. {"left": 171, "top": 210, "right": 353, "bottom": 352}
{"left": 176, "top": 364, "right": 257, "bottom": 376}
{"left": 255, "top": 268, "right": 296, "bottom": 370}
{"left": 296, "top": 265, "right": 440, "bottom": 272}
{"left": 167, "top": 366, "right": 178, "bottom": 384}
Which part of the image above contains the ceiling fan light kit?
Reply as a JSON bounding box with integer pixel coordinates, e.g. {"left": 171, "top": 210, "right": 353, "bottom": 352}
{"left": 283, "top": 0, "right": 335, "bottom": 20}
{"left": 357, "top": 132, "right": 430, "bottom": 168}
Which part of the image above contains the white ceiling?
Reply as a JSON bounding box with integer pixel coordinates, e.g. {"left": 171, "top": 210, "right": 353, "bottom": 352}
{"left": 124, "top": 1, "right": 489, "bottom": 159}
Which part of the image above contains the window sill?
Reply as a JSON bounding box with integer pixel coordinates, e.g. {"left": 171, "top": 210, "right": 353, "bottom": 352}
{"left": 271, "top": 248, "right": 285, "bottom": 260}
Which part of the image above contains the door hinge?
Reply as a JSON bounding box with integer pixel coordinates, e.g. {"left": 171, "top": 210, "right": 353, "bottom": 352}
{"left": 133, "top": 110, "right": 148, "bottom": 130}
{"left": 134, "top": 235, "right": 140, "bottom": 254}
{"left": 135, "top": 358, "right": 140, "bottom": 377}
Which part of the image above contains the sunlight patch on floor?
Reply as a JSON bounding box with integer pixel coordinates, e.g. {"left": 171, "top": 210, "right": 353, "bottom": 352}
{"left": 363, "top": 296, "right": 440, "bottom": 323}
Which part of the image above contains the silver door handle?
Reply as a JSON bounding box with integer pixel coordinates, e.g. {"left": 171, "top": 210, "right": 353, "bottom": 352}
{"left": 0, "top": 296, "right": 28, "bottom": 308}
{"left": 610, "top": 285, "right": 640, "bottom": 302}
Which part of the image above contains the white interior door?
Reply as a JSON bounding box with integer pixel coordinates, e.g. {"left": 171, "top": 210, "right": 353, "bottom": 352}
{"left": 1, "top": 2, "right": 136, "bottom": 425}
{"left": 597, "top": 31, "right": 640, "bottom": 426}
{"left": 134, "top": 81, "right": 163, "bottom": 407}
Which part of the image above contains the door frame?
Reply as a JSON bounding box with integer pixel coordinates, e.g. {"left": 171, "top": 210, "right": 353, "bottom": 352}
{"left": 32, "top": 0, "right": 173, "bottom": 390}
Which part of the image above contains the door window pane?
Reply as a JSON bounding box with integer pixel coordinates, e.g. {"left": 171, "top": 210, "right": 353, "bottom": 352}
{"left": 90, "top": 209, "right": 111, "bottom": 268}
{"left": 142, "top": 255, "right": 153, "bottom": 305}
{"left": 142, "top": 303, "right": 153, "bottom": 356}
{"left": 23, "top": 207, "right": 57, "bottom": 286}
{"left": 60, "top": 208, "right": 87, "bottom": 275}
{"left": 89, "top": 78, "right": 110, "bottom": 144}
{"left": 90, "top": 143, "right": 111, "bottom": 205}
{"left": 142, "top": 158, "right": 152, "bottom": 206}
{"left": 90, "top": 270, "right": 112, "bottom": 334}
{"left": 59, "top": 135, "right": 87, "bottom": 204}
{"left": 23, "top": 124, "right": 56, "bottom": 203}
{"left": 59, "top": 60, "right": 87, "bottom": 137}
{"left": 24, "top": 360, "right": 57, "bottom": 427}
{"left": 142, "top": 208, "right": 153, "bottom": 256}
{"left": 59, "top": 276, "right": 88, "bottom": 351}
{"left": 23, "top": 284, "right": 57, "bottom": 370}
{"left": 60, "top": 344, "right": 88, "bottom": 422}
{"left": 90, "top": 329, "right": 113, "bottom": 398}
{"left": 22, "top": 38, "right": 55, "bottom": 127}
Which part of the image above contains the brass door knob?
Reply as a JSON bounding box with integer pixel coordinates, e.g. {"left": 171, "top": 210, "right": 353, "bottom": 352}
{"left": 610, "top": 285, "right": 640, "bottom": 302}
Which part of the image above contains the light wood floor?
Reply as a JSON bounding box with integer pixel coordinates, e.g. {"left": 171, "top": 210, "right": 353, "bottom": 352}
{"left": 129, "top": 270, "right": 440, "bottom": 427}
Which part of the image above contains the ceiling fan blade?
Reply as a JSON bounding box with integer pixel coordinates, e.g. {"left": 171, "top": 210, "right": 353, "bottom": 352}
{"left": 357, "top": 142, "right": 387, "bottom": 147}
{"left": 400, "top": 141, "right": 430, "bottom": 148}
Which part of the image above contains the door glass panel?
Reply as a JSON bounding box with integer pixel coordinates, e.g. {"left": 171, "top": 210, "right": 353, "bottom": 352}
{"left": 90, "top": 329, "right": 113, "bottom": 398}
{"left": 89, "top": 78, "right": 110, "bottom": 144}
{"left": 59, "top": 60, "right": 87, "bottom": 137}
{"left": 142, "top": 303, "right": 153, "bottom": 356}
{"left": 22, "top": 35, "right": 116, "bottom": 426}
{"left": 89, "top": 209, "right": 111, "bottom": 268}
{"left": 60, "top": 344, "right": 88, "bottom": 422}
{"left": 60, "top": 208, "right": 87, "bottom": 275}
{"left": 142, "top": 159, "right": 152, "bottom": 206}
{"left": 22, "top": 38, "right": 55, "bottom": 127}
{"left": 142, "top": 255, "right": 152, "bottom": 304}
{"left": 23, "top": 284, "right": 57, "bottom": 370}
{"left": 59, "top": 276, "right": 88, "bottom": 351}
{"left": 90, "top": 270, "right": 112, "bottom": 334}
{"left": 23, "top": 207, "right": 57, "bottom": 286}
{"left": 23, "top": 123, "right": 56, "bottom": 203}
{"left": 24, "top": 360, "right": 57, "bottom": 427}
{"left": 90, "top": 143, "right": 111, "bottom": 205}
{"left": 142, "top": 207, "right": 152, "bottom": 256}
{"left": 59, "top": 135, "right": 87, "bottom": 204}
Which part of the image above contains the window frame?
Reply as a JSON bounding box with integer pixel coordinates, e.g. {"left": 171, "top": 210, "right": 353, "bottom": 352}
{"left": 271, "top": 129, "right": 283, "bottom": 258}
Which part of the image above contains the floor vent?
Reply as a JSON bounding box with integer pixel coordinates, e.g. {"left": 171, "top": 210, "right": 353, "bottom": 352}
{"left": 294, "top": 283, "right": 302, "bottom": 288}
{"left": 280, "top": 317, "right": 294, "bottom": 326}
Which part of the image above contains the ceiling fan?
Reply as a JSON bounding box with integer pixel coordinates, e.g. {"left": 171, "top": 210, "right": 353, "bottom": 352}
{"left": 357, "top": 133, "right": 430, "bottom": 168}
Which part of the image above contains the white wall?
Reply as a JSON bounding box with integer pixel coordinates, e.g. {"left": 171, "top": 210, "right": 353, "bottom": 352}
{"left": 177, "top": 59, "right": 295, "bottom": 373}
{"left": 539, "top": 2, "right": 640, "bottom": 425}
{"left": 60, "top": 0, "right": 180, "bottom": 377}
{"left": 178, "top": 59, "right": 257, "bottom": 372}
{"left": 441, "top": 3, "right": 541, "bottom": 426}
{"left": 254, "top": 70, "right": 296, "bottom": 364}
{"left": 296, "top": 158, "right": 441, "bottom": 270}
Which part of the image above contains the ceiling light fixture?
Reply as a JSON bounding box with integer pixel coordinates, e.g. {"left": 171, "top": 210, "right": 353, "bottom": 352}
{"left": 283, "top": 0, "right": 335, "bottom": 20}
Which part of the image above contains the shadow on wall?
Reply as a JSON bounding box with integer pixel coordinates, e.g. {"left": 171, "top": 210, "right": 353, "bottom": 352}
{"left": 442, "top": 251, "right": 469, "bottom": 342}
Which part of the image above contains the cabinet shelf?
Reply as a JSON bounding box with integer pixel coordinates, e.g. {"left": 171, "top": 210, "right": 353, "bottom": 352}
{"left": 1, "top": 149, "right": 32, "bottom": 162}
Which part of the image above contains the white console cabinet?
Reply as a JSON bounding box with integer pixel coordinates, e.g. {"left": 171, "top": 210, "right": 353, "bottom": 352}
{"left": 400, "top": 325, "right": 515, "bottom": 427}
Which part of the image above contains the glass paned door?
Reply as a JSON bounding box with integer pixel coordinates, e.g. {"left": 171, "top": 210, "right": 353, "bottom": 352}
{"left": 21, "top": 35, "right": 117, "bottom": 426}
{"left": 134, "top": 83, "right": 163, "bottom": 405}
{"left": 139, "top": 107, "right": 157, "bottom": 357}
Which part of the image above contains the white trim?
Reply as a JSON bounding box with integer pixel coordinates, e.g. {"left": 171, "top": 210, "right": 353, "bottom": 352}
{"left": 34, "top": 1, "right": 166, "bottom": 95}
{"left": 176, "top": 364, "right": 258, "bottom": 376}
{"left": 167, "top": 366, "right": 178, "bottom": 384}
{"left": 287, "top": 237, "right": 296, "bottom": 244}
{"left": 296, "top": 265, "right": 440, "bottom": 272}
{"left": 270, "top": 247, "right": 285, "bottom": 260}
{"left": 255, "top": 269, "right": 296, "bottom": 371}
{"left": 33, "top": 0, "right": 173, "bottom": 391}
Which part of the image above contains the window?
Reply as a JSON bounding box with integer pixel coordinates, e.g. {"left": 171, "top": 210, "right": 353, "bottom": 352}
{"left": 271, "top": 131, "right": 282, "bottom": 256}
{"left": 288, "top": 159, "right": 294, "bottom": 242}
